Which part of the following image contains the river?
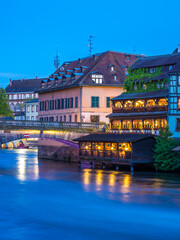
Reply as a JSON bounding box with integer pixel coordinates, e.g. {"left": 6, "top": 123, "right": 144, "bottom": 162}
{"left": 0, "top": 149, "right": 180, "bottom": 240}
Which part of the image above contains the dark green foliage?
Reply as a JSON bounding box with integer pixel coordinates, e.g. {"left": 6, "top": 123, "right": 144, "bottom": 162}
{"left": 0, "top": 88, "right": 13, "bottom": 118}
{"left": 123, "top": 67, "right": 168, "bottom": 93}
{"left": 154, "top": 127, "right": 180, "bottom": 171}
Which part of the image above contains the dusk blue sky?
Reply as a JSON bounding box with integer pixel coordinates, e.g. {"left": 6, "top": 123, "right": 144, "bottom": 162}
{"left": 0, "top": 0, "right": 179, "bottom": 87}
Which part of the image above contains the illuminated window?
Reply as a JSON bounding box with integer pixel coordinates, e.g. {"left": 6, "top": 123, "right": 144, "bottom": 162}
{"left": 113, "top": 75, "right": 117, "bottom": 81}
{"left": 115, "top": 101, "right": 122, "bottom": 108}
{"left": 178, "top": 98, "right": 180, "bottom": 109}
{"left": 178, "top": 76, "right": 180, "bottom": 85}
{"left": 146, "top": 99, "right": 156, "bottom": 107}
{"left": 112, "top": 120, "right": 121, "bottom": 129}
{"left": 124, "top": 101, "right": 133, "bottom": 108}
{"left": 158, "top": 99, "right": 168, "bottom": 106}
{"left": 135, "top": 100, "right": 144, "bottom": 108}
{"left": 92, "top": 74, "right": 103, "bottom": 84}
{"left": 133, "top": 120, "right": 143, "bottom": 129}
{"left": 122, "top": 120, "right": 132, "bottom": 129}
{"left": 144, "top": 120, "right": 153, "bottom": 129}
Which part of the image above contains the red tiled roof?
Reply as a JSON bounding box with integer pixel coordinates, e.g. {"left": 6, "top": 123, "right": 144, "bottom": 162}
{"left": 37, "top": 51, "right": 143, "bottom": 93}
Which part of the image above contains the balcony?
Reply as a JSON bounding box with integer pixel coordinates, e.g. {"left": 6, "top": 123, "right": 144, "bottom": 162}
{"left": 112, "top": 106, "right": 168, "bottom": 113}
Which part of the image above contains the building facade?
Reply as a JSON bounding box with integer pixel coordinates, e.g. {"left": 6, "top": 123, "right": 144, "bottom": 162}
{"left": 5, "top": 77, "right": 46, "bottom": 120}
{"left": 37, "top": 51, "right": 143, "bottom": 123}
{"left": 25, "top": 99, "right": 38, "bottom": 121}
{"left": 108, "top": 50, "right": 180, "bottom": 137}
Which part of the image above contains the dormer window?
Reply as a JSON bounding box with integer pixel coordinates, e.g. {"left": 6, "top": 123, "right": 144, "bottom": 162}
{"left": 150, "top": 68, "right": 154, "bottom": 73}
{"left": 169, "top": 65, "right": 173, "bottom": 71}
{"left": 92, "top": 74, "right": 103, "bottom": 84}
{"left": 113, "top": 75, "right": 118, "bottom": 81}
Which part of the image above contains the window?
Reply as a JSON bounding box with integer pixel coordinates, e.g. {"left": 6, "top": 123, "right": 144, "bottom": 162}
{"left": 31, "top": 116, "right": 34, "bottom": 121}
{"left": 113, "top": 75, "right": 117, "bottom": 81}
{"left": 69, "top": 115, "right": 72, "bottom": 122}
{"left": 45, "top": 101, "right": 49, "bottom": 110}
{"left": 36, "top": 105, "right": 38, "bottom": 112}
{"left": 178, "top": 98, "right": 180, "bottom": 109}
{"left": 16, "top": 104, "right": 20, "bottom": 111}
{"left": 156, "top": 83, "right": 160, "bottom": 89}
{"left": 56, "top": 116, "right": 58, "bottom": 121}
{"left": 146, "top": 99, "right": 156, "bottom": 107}
{"left": 31, "top": 105, "right": 34, "bottom": 112}
{"left": 92, "top": 74, "right": 103, "bottom": 84}
{"left": 60, "top": 116, "right": 62, "bottom": 122}
{"left": 124, "top": 101, "right": 133, "bottom": 108}
{"left": 158, "top": 99, "right": 168, "bottom": 106}
{"left": 179, "top": 76, "right": 180, "bottom": 85}
{"left": 176, "top": 119, "right": 180, "bottom": 130}
{"left": 142, "top": 84, "right": 147, "bottom": 90}
{"left": 91, "top": 96, "right": 99, "bottom": 107}
{"left": 27, "top": 106, "right": 30, "bottom": 113}
{"left": 169, "top": 65, "right": 173, "bottom": 71}
{"left": 64, "top": 115, "right": 66, "bottom": 122}
{"left": 150, "top": 68, "right": 154, "bottom": 73}
{"left": 75, "top": 97, "right": 78, "bottom": 108}
{"left": 115, "top": 101, "right": 122, "bottom": 108}
{"left": 27, "top": 116, "right": 30, "bottom": 120}
{"left": 75, "top": 115, "right": 77, "bottom": 122}
{"left": 36, "top": 116, "right": 38, "bottom": 121}
{"left": 90, "top": 115, "right": 99, "bottom": 122}
{"left": 135, "top": 100, "right": 144, "bottom": 108}
{"left": 106, "top": 97, "right": 110, "bottom": 108}
{"left": 110, "top": 65, "right": 115, "bottom": 72}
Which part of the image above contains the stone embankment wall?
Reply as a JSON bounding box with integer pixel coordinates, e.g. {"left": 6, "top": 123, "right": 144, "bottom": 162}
{"left": 38, "top": 139, "right": 79, "bottom": 162}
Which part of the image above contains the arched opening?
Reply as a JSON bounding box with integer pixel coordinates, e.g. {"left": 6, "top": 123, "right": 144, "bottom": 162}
{"left": 146, "top": 99, "right": 156, "bottom": 107}
{"left": 158, "top": 99, "right": 168, "bottom": 106}
{"left": 115, "top": 101, "right": 122, "bottom": 108}
{"left": 135, "top": 100, "right": 144, "bottom": 108}
{"left": 124, "top": 101, "right": 133, "bottom": 108}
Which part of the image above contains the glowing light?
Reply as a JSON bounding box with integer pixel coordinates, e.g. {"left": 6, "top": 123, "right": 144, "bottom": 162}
{"left": 83, "top": 169, "right": 90, "bottom": 186}
{"left": 111, "top": 147, "right": 114, "bottom": 150}
{"left": 96, "top": 170, "right": 103, "bottom": 191}
{"left": 85, "top": 146, "right": 89, "bottom": 150}
{"left": 109, "top": 173, "right": 115, "bottom": 187}
{"left": 98, "top": 146, "right": 101, "bottom": 150}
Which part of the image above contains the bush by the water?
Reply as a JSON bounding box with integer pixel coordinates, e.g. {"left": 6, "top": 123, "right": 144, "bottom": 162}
{"left": 154, "top": 127, "right": 180, "bottom": 171}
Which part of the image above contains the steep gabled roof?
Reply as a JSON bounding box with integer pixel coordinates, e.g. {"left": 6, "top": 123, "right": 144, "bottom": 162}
{"left": 5, "top": 78, "right": 48, "bottom": 93}
{"left": 131, "top": 53, "right": 180, "bottom": 70}
{"left": 37, "top": 51, "right": 143, "bottom": 93}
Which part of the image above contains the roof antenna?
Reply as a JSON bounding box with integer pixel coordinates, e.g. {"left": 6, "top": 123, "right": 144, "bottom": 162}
{"left": 88, "top": 35, "right": 95, "bottom": 56}
{"left": 54, "top": 46, "right": 60, "bottom": 70}
{"left": 133, "top": 45, "right": 136, "bottom": 54}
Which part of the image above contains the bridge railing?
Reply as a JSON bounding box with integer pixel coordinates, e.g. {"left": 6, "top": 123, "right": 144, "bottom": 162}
{"left": 0, "top": 120, "right": 105, "bottom": 131}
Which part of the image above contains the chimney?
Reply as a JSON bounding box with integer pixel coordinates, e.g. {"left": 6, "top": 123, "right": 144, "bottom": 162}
{"left": 10, "top": 79, "right": 12, "bottom": 86}
{"left": 178, "top": 45, "right": 180, "bottom": 53}
{"left": 93, "top": 54, "right": 98, "bottom": 61}
{"left": 36, "top": 76, "right": 38, "bottom": 79}
{"left": 78, "top": 58, "right": 83, "bottom": 63}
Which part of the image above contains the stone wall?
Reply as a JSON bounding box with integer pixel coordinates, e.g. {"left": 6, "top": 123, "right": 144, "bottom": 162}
{"left": 38, "top": 139, "right": 79, "bottom": 162}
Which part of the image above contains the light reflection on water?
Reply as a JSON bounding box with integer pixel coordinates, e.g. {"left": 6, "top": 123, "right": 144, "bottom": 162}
{"left": 1, "top": 149, "right": 180, "bottom": 239}
{"left": 16, "top": 149, "right": 39, "bottom": 181}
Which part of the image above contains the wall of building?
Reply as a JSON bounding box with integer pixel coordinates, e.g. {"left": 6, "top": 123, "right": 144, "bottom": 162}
{"left": 38, "top": 87, "right": 81, "bottom": 122}
{"left": 25, "top": 102, "right": 38, "bottom": 120}
{"left": 82, "top": 86, "right": 123, "bottom": 123}
{"left": 38, "top": 86, "right": 123, "bottom": 123}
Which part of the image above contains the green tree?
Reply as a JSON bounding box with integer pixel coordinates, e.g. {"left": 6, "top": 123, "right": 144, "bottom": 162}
{"left": 154, "top": 127, "right": 180, "bottom": 171}
{"left": 0, "top": 88, "right": 13, "bottom": 118}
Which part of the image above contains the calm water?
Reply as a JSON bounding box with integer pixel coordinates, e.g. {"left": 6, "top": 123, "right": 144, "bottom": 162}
{"left": 0, "top": 149, "right": 180, "bottom": 240}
